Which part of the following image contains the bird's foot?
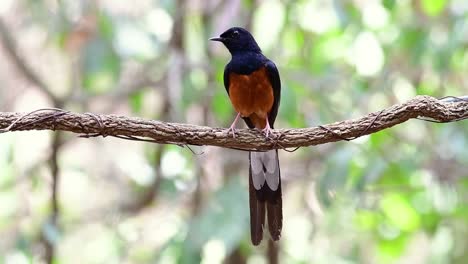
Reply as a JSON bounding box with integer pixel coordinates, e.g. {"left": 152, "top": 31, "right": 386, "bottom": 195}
{"left": 227, "top": 112, "right": 241, "bottom": 139}
{"left": 262, "top": 124, "right": 274, "bottom": 138}
{"left": 227, "top": 125, "right": 237, "bottom": 138}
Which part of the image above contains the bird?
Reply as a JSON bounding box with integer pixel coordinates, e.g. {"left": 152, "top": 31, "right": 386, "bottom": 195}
{"left": 210, "top": 27, "right": 282, "bottom": 245}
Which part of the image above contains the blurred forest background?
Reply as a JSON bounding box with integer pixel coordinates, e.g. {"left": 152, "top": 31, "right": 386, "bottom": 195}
{"left": 0, "top": 0, "right": 467, "bottom": 263}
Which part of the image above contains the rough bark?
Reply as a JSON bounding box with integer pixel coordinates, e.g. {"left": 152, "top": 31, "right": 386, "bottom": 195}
{"left": 0, "top": 96, "right": 467, "bottom": 151}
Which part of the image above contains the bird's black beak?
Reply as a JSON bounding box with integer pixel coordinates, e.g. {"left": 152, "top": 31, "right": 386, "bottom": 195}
{"left": 209, "top": 37, "right": 224, "bottom": 42}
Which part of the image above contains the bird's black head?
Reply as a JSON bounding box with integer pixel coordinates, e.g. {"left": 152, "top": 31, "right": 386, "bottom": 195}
{"left": 210, "top": 27, "right": 261, "bottom": 54}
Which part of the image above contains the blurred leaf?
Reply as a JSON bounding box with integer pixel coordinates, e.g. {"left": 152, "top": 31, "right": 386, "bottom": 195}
{"left": 159, "top": 178, "right": 180, "bottom": 199}
{"left": 282, "top": 28, "right": 305, "bottom": 67}
{"left": 155, "top": 232, "right": 187, "bottom": 264}
{"left": 279, "top": 84, "right": 304, "bottom": 127}
{"left": 309, "top": 29, "right": 345, "bottom": 74}
{"left": 354, "top": 210, "right": 380, "bottom": 230}
{"left": 79, "top": 13, "right": 120, "bottom": 93}
{"left": 399, "top": 28, "right": 427, "bottom": 63}
{"left": 97, "top": 12, "right": 115, "bottom": 40}
{"left": 375, "top": 162, "right": 414, "bottom": 187}
{"left": 417, "top": 78, "right": 438, "bottom": 95}
{"left": 80, "top": 228, "right": 122, "bottom": 263}
{"left": 382, "top": 0, "right": 396, "bottom": 10}
{"left": 0, "top": 190, "right": 17, "bottom": 230}
{"left": 317, "top": 147, "right": 353, "bottom": 207}
{"left": 420, "top": 211, "right": 441, "bottom": 234}
{"left": 346, "top": 158, "right": 366, "bottom": 191}
{"left": 0, "top": 146, "right": 14, "bottom": 190}
{"left": 450, "top": 49, "right": 468, "bottom": 71}
{"left": 182, "top": 179, "right": 249, "bottom": 260}
{"left": 377, "top": 234, "right": 409, "bottom": 262}
{"left": 420, "top": 0, "right": 447, "bottom": 17}
{"left": 212, "top": 89, "right": 233, "bottom": 125}
{"left": 129, "top": 91, "right": 144, "bottom": 113}
{"left": 82, "top": 37, "right": 120, "bottom": 93}
{"left": 182, "top": 71, "right": 208, "bottom": 109}
{"left": 353, "top": 77, "right": 370, "bottom": 92}
{"left": 380, "top": 193, "right": 420, "bottom": 232}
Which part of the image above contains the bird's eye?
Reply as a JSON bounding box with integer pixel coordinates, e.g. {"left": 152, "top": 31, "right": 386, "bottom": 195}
{"left": 232, "top": 30, "right": 239, "bottom": 37}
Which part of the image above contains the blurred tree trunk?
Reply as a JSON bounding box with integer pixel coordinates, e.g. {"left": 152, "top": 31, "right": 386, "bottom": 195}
{"left": 267, "top": 240, "right": 279, "bottom": 264}
{"left": 225, "top": 247, "right": 247, "bottom": 264}
{"left": 43, "top": 127, "right": 63, "bottom": 263}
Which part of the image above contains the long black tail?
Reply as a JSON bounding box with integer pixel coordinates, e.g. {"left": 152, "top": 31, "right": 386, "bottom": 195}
{"left": 248, "top": 150, "right": 282, "bottom": 245}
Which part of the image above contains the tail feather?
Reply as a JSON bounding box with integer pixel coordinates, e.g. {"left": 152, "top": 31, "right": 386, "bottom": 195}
{"left": 249, "top": 170, "right": 266, "bottom": 245}
{"left": 267, "top": 184, "right": 282, "bottom": 241}
{"left": 249, "top": 150, "right": 282, "bottom": 245}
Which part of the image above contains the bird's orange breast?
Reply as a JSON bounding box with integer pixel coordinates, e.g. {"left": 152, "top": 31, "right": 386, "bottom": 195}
{"left": 228, "top": 67, "right": 274, "bottom": 129}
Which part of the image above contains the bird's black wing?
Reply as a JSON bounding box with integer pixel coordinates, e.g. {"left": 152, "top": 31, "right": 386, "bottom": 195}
{"left": 223, "top": 63, "right": 231, "bottom": 95}
{"left": 264, "top": 60, "right": 281, "bottom": 128}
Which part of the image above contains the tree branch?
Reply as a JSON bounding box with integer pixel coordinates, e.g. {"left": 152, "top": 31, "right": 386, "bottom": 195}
{"left": 0, "top": 96, "right": 467, "bottom": 151}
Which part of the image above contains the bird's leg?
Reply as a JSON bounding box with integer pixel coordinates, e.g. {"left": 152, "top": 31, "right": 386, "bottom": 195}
{"left": 262, "top": 118, "right": 274, "bottom": 138}
{"left": 227, "top": 112, "right": 241, "bottom": 138}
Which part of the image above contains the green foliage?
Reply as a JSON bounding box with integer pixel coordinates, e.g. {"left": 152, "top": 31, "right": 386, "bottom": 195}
{"left": 180, "top": 179, "right": 248, "bottom": 263}
{"left": 0, "top": 0, "right": 467, "bottom": 263}
{"left": 82, "top": 38, "right": 120, "bottom": 93}
{"left": 129, "top": 92, "right": 145, "bottom": 113}
{"left": 82, "top": 14, "right": 120, "bottom": 93}
{"left": 421, "top": 0, "right": 448, "bottom": 17}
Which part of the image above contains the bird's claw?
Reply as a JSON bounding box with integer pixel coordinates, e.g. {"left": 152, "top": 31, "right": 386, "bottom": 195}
{"left": 227, "top": 126, "right": 237, "bottom": 138}
{"left": 262, "top": 126, "right": 274, "bottom": 138}
{"left": 227, "top": 113, "right": 241, "bottom": 139}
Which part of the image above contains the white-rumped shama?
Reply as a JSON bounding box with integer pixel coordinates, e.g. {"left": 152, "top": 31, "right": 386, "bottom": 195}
{"left": 210, "top": 27, "right": 282, "bottom": 246}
